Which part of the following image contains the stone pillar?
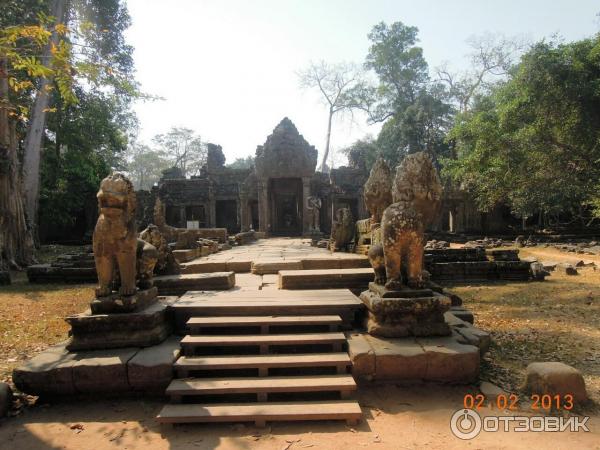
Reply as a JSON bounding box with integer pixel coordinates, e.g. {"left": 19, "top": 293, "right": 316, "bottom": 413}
{"left": 179, "top": 206, "right": 186, "bottom": 228}
{"left": 240, "top": 195, "right": 249, "bottom": 232}
{"left": 258, "top": 179, "right": 269, "bottom": 233}
{"left": 302, "top": 177, "right": 311, "bottom": 234}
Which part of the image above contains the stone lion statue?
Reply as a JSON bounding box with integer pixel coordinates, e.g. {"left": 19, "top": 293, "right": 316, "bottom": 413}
{"left": 139, "top": 223, "right": 180, "bottom": 275}
{"left": 370, "top": 152, "right": 442, "bottom": 289}
{"left": 330, "top": 207, "right": 354, "bottom": 252}
{"left": 93, "top": 173, "right": 157, "bottom": 298}
{"left": 363, "top": 157, "right": 393, "bottom": 225}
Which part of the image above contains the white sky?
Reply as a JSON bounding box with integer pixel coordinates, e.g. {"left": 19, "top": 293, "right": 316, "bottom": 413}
{"left": 126, "top": 0, "right": 599, "bottom": 165}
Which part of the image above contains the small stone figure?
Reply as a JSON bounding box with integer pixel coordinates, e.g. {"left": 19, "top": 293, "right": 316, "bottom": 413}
{"left": 307, "top": 196, "right": 322, "bottom": 231}
{"left": 92, "top": 173, "right": 157, "bottom": 301}
{"left": 139, "top": 224, "right": 180, "bottom": 275}
{"left": 331, "top": 207, "right": 354, "bottom": 252}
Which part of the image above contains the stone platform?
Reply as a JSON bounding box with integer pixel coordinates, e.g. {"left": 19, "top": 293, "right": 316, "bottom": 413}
{"left": 27, "top": 251, "right": 97, "bottom": 283}
{"left": 348, "top": 312, "right": 489, "bottom": 384}
{"left": 278, "top": 268, "right": 374, "bottom": 290}
{"left": 13, "top": 336, "right": 181, "bottom": 397}
{"left": 179, "top": 237, "right": 369, "bottom": 274}
{"left": 153, "top": 272, "right": 235, "bottom": 296}
{"left": 425, "top": 248, "right": 532, "bottom": 282}
{"left": 65, "top": 296, "right": 176, "bottom": 351}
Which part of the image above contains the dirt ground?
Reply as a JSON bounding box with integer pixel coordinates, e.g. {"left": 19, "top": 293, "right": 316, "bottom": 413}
{"left": 0, "top": 385, "right": 598, "bottom": 450}
{"left": 0, "top": 243, "right": 599, "bottom": 449}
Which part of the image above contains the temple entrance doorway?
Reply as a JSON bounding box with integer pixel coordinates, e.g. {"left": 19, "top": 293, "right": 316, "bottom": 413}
{"left": 216, "top": 199, "right": 239, "bottom": 233}
{"left": 269, "top": 178, "right": 302, "bottom": 235}
{"left": 249, "top": 200, "right": 259, "bottom": 230}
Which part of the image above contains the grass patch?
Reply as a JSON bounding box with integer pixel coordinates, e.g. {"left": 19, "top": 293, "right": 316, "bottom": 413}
{"left": 0, "top": 271, "right": 93, "bottom": 382}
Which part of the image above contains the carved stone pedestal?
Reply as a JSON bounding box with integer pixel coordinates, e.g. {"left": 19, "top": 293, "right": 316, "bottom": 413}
{"left": 66, "top": 294, "right": 173, "bottom": 351}
{"left": 90, "top": 287, "right": 158, "bottom": 314}
{"left": 360, "top": 284, "right": 451, "bottom": 338}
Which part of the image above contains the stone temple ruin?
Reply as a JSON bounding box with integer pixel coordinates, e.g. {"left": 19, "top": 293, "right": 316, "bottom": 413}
{"left": 141, "top": 117, "right": 368, "bottom": 238}
{"left": 15, "top": 118, "right": 578, "bottom": 430}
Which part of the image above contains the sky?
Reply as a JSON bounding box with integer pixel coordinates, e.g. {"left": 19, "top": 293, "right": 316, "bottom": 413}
{"left": 126, "top": 0, "right": 599, "bottom": 166}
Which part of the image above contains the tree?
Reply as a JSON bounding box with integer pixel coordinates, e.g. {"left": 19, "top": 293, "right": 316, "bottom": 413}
{"left": 20, "top": 0, "right": 140, "bottom": 240}
{"left": 153, "top": 127, "right": 207, "bottom": 177}
{"left": 298, "top": 61, "right": 364, "bottom": 172}
{"left": 341, "top": 136, "right": 380, "bottom": 172}
{"left": 227, "top": 155, "right": 254, "bottom": 170}
{"left": 437, "top": 33, "right": 528, "bottom": 114}
{"left": 360, "top": 22, "right": 454, "bottom": 164}
{"left": 22, "top": 0, "right": 69, "bottom": 236}
{"left": 0, "top": 5, "right": 76, "bottom": 268}
{"left": 445, "top": 34, "right": 600, "bottom": 227}
{"left": 125, "top": 143, "right": 169, "bottom": 190}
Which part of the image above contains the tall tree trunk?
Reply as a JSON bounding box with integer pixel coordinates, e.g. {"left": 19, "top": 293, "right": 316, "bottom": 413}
{"left": 320, "top": 108, "right": 334, "bottom": 172}
{"left": 22, "top": 0, "right": 68, "bottom": 242}
{"left": 0, "top": 58, "right": 35, "bottom": 270}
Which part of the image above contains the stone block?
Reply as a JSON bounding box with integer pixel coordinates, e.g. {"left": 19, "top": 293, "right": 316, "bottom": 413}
{"left": 367, "top": 335, "right": 428, "bottom": 381}
{"left": 454, "top": 325, "right": 491, "bottom": 354}
{"left": 153, "top": 272, "right": 235, "bottom": 296}
{"left": 418, "top": 336, "right": 480, "bottom": 383}
{"left": 346, "top": 332, "right": 375, "bottom": 381}
{"left": 558, "top": 263, "right": 578, "bottom": 275}
{"left": 128, "top": 336, "right": 181, "bottom": 392}
{"left": 450, "top": 306, "right": 474, "bottom": 324}
{"left": 301, "top": 258, "right": 340, "bottom": 270}
{"left": 279, "top": 268, "right": 374, "bottom": 289}
{"left": 360, "top": 290, "right": 451, "bottom": 338}
{"left": 12, "top": 343, "right": 76, "bottom": 396}
{"left": 172, "top": 249, "right": 196, "bottom": 263}
{"left": 338, "top": 258, "right": 371, "bottom": 269}
{"left": 226, "top": 260, "right": 252, "bottom": 272}
{"left": 180, "top": 261, "right": 228, "bottom": 274}
{"left": 90, "top": 287, "right": 158, "bottom": 314}
{"left": 66, "top": 301, "right": 172, "bottom": 351}
{"left": 72, "top": 347, "right": 138, "bottom": 393}
{"left": 252, "top": 260, "right": 303, "bottom": 275}
{"left": 525, "top": 362, "right": 588, "bottom": 403}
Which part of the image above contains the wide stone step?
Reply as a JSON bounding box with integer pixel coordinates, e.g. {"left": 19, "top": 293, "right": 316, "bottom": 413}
{"left": 166, "top": 375, "right": 356, "bottom": 399}
{"left": 174, "top": 353, "right": 351, "bottom": 377}
{"left": 187, "top": 315, "right": 342, "bottom": 333}
{"left": 172, "top": 289, "right": 363, "bottom": 332}
{"left": 156, "top": 400, "right": 362, "bottom": 426}
{"left": 278, "top": 268, "right": 374, "bottom": 290}
{"left": 153, "top": 272, "right": 235, "bottom": 296}
{"left": 181, "top": 332, "right": 346, "bottom": 355}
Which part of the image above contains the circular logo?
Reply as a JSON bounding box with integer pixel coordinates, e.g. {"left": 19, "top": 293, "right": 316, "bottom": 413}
{"left": 450, "top": 409, "right": 482, "bottom": 440}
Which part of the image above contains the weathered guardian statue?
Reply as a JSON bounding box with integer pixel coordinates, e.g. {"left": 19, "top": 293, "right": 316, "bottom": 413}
{"left": 93, "top": 173, "right": 158, "bottom": 300}
{"left": 369, "top": 152, "right": 442, "bottom": 289}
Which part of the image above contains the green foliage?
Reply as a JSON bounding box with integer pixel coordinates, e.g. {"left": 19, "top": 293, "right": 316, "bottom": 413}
{"left": 445, "top": 35, "right": 600, "bottom": 221}
{"left": 0, "top": 0, "right": 144, "bottom": 238}
{"left": 340, "top": 136, "right": 380, "bottom": 172}
{"left": 227, "top": 155, "right": 255, "bottom": 170}
{"left": 40, "top": 88, "right": 133, "bottom": 227}
{"left": 353, "top": 21, "right": 454, "bottom": 168}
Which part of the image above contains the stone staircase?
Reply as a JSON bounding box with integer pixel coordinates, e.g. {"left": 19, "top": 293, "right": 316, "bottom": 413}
{"left": 156, "top": 313, "right": 362, "bottom": 427}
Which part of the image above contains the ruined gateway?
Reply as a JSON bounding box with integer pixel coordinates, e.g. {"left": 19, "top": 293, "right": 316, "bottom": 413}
{"left": 135, "top": 117, "right": 506, "bottom": 238}
{"left": 138, "top": 118, "right": 369, "bottom": 236}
